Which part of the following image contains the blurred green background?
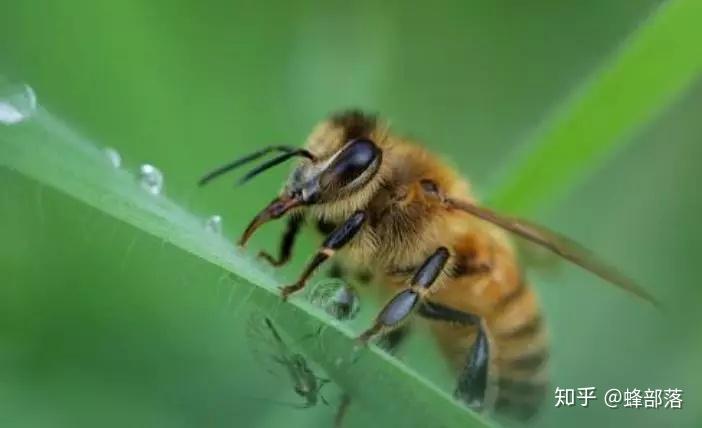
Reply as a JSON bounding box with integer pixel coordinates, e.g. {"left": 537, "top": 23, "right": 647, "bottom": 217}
{"left": 1, "top": 0, "right": 700, "bottom": 427}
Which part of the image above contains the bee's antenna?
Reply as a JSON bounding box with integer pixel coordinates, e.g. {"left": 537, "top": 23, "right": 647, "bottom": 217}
{"left": 237, "top": 149, "right": 315, "bottom": 185}
{"left": 198, "top": 145, "right": 298, "bottom": 186}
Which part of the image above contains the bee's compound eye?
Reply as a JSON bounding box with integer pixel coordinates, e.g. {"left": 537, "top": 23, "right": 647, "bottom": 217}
{"left": 320, "top": 139, "right": 380, "bottom": 189}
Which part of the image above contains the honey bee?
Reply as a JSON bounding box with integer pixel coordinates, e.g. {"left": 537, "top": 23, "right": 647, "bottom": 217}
{"left": 200, "top": 111, "right": 657, "bottom": 420}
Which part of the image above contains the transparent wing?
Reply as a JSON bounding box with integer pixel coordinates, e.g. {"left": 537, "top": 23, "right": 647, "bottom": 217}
{"left": 445, "top": 197, "right": 659, "bottom": 307}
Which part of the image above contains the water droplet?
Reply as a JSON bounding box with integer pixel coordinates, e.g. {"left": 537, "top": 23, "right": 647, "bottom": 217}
{"left": 138, "top": 164, "right": 164, "bottom": 195}
{"left": 0, "top": 78, "right": 37, "bottom": 125}
{"left": 307, "top": 279, "right": 360, "bottom": 321}
{"left": 104, "top": 147, "right": 122, "bottom": 168}
{"left": 205, "top": 215, "right": 223, "bottom": 234}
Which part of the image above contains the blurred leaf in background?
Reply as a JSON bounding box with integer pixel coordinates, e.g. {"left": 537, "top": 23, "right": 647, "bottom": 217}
{"left": 1, "top": 0, "right": 701, "bottom": 427}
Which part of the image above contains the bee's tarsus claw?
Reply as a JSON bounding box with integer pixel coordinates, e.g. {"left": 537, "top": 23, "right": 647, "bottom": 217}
{"left": 279, "top": 284, "right": 300, "bottom": 301}
{"left": 357, "top": 325, "right": 380, "bottom": 345}
{"left": 258, "top": 251, "right": 281, "bottom": 267}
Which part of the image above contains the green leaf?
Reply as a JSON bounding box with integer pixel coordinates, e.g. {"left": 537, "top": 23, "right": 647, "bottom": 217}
{"left": 0, "top": 107, "right": 495, "bottom": 428}
{"left": 487, "top": 0, "right": 702, "bottom": 214}
{"left": 1, "top": 0, "right": 700, "bottom": 426}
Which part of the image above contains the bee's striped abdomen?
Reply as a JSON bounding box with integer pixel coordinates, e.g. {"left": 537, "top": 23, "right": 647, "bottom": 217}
{"left": 486, "top": 278, "right": 549, "bottom": 419}
{"left": 426, "top": 242, "right": 549, "bottom": 420}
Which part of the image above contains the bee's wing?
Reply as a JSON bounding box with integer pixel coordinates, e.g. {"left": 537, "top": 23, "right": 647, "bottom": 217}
{"left": 447, "top": 198, "right": 659, "bottom": 307}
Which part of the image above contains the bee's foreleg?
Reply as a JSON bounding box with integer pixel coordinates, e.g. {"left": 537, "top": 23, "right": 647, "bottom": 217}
{"left": 280, "top": 211, "right": 366, "bottom": 300}
{"left": 357, "top": 247, "right": 450, "bottom": 342}
{"left": 258, "top": 214, "right": 304, "bottom": 267}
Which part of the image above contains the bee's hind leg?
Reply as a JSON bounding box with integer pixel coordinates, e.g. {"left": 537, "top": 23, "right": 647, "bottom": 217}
{"left": 416, "top": 301, "right": 489, "bottom": 409}
{"left": 456, "top": 323, "right": 490, "bottom": 410}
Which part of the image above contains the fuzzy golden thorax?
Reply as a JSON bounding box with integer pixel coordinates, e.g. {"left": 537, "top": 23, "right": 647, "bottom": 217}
{"left": 286, "top": 111, "right": 499, "bottom": 273}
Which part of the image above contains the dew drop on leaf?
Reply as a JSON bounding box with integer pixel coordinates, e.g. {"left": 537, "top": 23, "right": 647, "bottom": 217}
{"left": 204, "top": 214, "right": 223, "bottom": 234}
{"left": 104, "top": 147, "right": 122, "bottom": 168}
{"left": 138, "top": 164, "right": 164, "bottom": 195}
{"left": 0, "top": 78, "right": 37, "bottom": 125}
{"left": 308, "top": 279, "right": 360, "bottom": 321}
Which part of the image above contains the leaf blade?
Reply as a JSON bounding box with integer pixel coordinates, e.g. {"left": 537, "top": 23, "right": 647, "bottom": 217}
{"left": 487, "top": 0, "right": 702, "bottom": 214}
{"left": 0, "top": 106, "right": 495, "bottom": 428}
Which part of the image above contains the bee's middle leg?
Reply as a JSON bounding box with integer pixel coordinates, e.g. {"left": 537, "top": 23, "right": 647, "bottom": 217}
{"left": 357, "top": 247, "right": 490, "bottom": 408}
{"left": 332, "top": 326, "right": 409, "bottom": 428}
{"left": 357, "top": 247, "right": 451, "bottom": 341}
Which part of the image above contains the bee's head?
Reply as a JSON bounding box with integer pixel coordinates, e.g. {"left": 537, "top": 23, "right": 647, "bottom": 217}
{"left": 282, "top": 110, "right": 382, "bottom": 205}
{"left": 286, "top": 142, "right": 381, "bottom": 209}
{"left": 198, "top": 110, "right": 385, "bottom": 245}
